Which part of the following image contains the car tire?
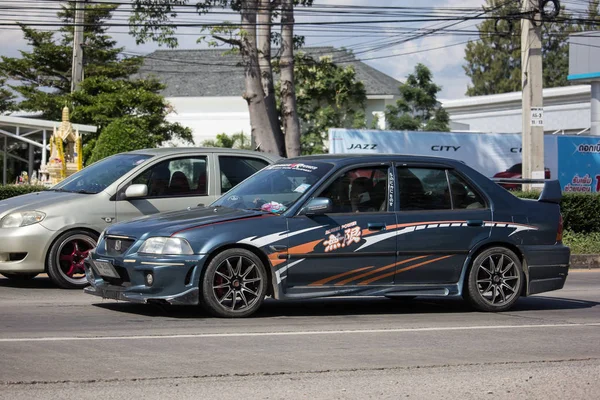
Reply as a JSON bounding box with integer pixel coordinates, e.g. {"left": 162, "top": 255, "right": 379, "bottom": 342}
{"left": 200, "top": 248, "right": 268, "bottom": 318}
{"left": 463, "top": 247, "right": 523, "bottom": 312}
{"left": 47, "top": 230, "right": 98, "bottom": 289}
{"left": 1, "top": 273, "right": 38, "bottom": 281}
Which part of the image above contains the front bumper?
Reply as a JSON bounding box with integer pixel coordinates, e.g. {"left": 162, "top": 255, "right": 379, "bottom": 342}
{"left": 84, "top": 252, "right": 207, "bottom": 305}
{"left": 521, "top": 244, "right": 570, "bottom": 296}
{"left": 0, "top": 223, "right": 53, "bottom": 273}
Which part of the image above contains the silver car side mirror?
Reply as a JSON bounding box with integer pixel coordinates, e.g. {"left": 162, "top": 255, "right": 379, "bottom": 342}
{"left": 125, "top": 184, "right": 148, "bottom": 199}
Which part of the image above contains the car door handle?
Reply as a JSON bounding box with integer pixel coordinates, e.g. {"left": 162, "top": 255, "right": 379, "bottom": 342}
{"left": 466, "top": 220, "right": 484, "bottom": 227}
{"left": 368, "top": 222, "right": 386, "bottom": 231}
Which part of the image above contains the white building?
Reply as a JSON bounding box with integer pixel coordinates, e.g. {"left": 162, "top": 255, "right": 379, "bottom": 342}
{"left": 442, "top": 85, "right": 595, "bottom": 135}
{"left": 138, "top": 47, "right": 403, "bottom": 144}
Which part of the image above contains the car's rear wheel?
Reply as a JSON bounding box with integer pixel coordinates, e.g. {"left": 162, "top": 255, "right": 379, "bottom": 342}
{"left": 1, "top": 273, "right": 38, "bottom": 281}
{"left": 47, "top": 230, "right": 98, "bottom": 289}
{"left": 200, "top": 248, "right": 268, "bottom": 318}
{"left": 464, "top": 247, "right": 523, "bottom": 312}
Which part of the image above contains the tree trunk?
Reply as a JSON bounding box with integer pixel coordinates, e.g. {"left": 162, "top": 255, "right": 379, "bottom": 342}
{"left": 240, "top": 0, "right": 280, "bottom": 155}
{"left": 257, "top": 0, "right": 286, "bottom": 156}
{"left": 280, "top": 0, "right": 302, "bottom": 157}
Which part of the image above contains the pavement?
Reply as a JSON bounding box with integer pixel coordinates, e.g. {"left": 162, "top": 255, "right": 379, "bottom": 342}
{"left": 0, "top": 270, "right": 598, "bottom": 399}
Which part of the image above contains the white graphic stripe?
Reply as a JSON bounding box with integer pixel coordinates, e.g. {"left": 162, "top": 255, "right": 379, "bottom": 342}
{"left": 238, "top": 225, "right": 325, "bottom": 248}
{"left": 275, "top": 259, "right": 305, "bottom": 284}
{"left": 355, "top": 221, "right": 538, "bottom": 252}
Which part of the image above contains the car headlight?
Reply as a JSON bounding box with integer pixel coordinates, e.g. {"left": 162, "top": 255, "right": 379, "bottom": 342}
{"left": 0, "top": 211, "right": 46, "bottom": 228}
{"left": 138, "top": 237, "right": 194, "bottom": 255}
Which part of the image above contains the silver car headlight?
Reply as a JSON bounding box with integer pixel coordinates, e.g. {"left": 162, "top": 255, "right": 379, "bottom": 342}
{"left": 138, "top": 237, "right": 194, "bottom": 255}
{"left": 0, "top": 211, "right": 46, "bottom": 228}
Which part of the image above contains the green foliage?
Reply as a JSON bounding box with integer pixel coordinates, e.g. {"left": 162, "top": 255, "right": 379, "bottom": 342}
{"left": 0, "top": 3, "right": 142, "bottom": 121}
{"left": 284, "top": 53, "right": 367, "bottom": 155}
{"left": 562, "top": 231, "right": 600, "bottom": 255}
{"left": 0, "top": 77, "right": 14, "bottom": 113}
{"left": 463, "top": 0, "right": 580, "bottom": 96}
{"left": 88, "top": 117, "right": 155, "bottom": 164}
{"left": 202, "top": 132, "right": 252, "bottom": 149}
{"left": 0, "top": 3, "right": 192, "bottom": 163}
{"left": 0, "top": 185, "right": 47, "bottom": 201}
{"left": 513, "top": 192, "right": 600, "bottom": 234}
{"left": 385, "top": 64, "right": 449, "bottom": 132}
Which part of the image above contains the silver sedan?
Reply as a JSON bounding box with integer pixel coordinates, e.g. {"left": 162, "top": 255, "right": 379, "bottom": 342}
{"left": 0, "top": 147, "right": 279, "bottom": 288}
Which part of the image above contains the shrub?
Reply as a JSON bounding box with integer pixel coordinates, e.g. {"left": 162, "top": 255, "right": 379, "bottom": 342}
{"left": 562, "top": 231, "right": 600, "bottom": 254}
{"left": 0, "top": 185, "right": 47, "bottom": 200}
{"left": 87, "top": 116, "right": 157, "bottom": 165}
{"left": 513, "top": 191, "right": 600, "bottom": 234}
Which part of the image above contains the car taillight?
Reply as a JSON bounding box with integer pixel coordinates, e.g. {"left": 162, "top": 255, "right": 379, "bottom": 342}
{"left": 556, "top": 214, "right": 563, "bottom": 242}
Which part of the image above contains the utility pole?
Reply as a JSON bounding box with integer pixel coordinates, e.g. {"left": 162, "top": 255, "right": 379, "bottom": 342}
{"left": 521, "top": 0, "right": 545, "bottom": 191}
{"left": 71, "top": 0, "right": 86, "bottom": 92}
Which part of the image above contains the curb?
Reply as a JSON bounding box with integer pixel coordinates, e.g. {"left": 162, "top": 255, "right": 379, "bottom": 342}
{"left": 570, "top": 254, "right": 600, "bottom": 269}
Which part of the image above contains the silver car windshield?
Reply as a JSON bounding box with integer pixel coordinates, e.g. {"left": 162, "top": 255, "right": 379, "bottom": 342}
{"left": 51, "top": 154, "right": 152, "bottom": 194}
{"left": 211, "top": 161, "right": 333, "bottom": 214}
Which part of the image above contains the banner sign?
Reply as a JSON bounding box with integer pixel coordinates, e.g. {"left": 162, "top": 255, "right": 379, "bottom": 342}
{"left": 329, "top": 129, "right": 559, "bottom": 179}
{"left": 557, "top": 136, "right": 600, "bottom": 193}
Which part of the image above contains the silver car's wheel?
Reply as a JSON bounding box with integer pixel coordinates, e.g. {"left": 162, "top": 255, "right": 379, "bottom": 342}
{"left": 464, "top": 247, "right": 523, "bottom": 312}
{"left": 47, "top": 230, "right": 98, "bottom": 289}
{"left": 200, "top": 248, "right": 268, "bottom": 318}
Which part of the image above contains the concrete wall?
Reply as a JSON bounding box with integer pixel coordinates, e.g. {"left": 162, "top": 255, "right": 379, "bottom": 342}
{"left": 166, "top": 96, "right": 396, "bottom": 144}
{"left": 442, "top": 85, "right": 594, "bottom": 135}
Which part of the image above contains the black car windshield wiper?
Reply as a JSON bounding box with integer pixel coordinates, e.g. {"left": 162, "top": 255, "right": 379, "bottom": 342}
{"left": 74, "top": 189, "right": 97, "bottom": 194}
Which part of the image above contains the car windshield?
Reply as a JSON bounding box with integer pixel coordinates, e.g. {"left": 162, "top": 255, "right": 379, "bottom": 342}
{"left": 211, "top": 161, "right": 333, "bottom": 213}
{"left": 52, "top": 154, "right": 152, "bottom": 194}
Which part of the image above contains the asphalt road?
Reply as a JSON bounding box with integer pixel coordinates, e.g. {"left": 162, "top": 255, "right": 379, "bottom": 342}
{"left": 0, "top": 270, "right": 598, "bottom": 399}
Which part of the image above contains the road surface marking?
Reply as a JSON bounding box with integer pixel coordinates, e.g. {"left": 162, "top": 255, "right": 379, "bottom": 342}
{"left": 0, "top": 322, "right": 599, "bottom": 343}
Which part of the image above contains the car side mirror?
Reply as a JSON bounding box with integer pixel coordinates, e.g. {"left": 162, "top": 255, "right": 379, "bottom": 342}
{"left": 301, "top": 197, "right": 333, "bottom": 216}
{"left": 125, "top": 184, "right": 148, "bottom": 199}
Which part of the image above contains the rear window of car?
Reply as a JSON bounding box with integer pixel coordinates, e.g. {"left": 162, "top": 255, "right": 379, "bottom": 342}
{"left": 397, "top": 167, "right": 486, "bottom": 211}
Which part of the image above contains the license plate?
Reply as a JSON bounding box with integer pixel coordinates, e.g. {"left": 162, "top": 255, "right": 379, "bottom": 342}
{"left": 93, "top": 260, "right": 120, "bottom": 279}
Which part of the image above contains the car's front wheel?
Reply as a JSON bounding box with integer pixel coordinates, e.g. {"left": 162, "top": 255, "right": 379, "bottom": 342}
{"left": 200, "top": 248, "right": 268, "bottom": 318}
{"left": 47, "top": 230, "right": 98, "bottom": 289}
{"left": 464, "top": 247, "right": 523, "bottom": 312}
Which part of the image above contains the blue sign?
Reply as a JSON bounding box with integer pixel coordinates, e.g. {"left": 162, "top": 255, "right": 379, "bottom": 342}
{"left": 557, "top": 136, "right": 600, "bottom": 193}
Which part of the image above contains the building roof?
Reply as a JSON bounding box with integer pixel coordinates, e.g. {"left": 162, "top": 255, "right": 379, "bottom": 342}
{"left": 441, "top": 85, "right": 591, "bottom": 114}
{"left": 137, "top": 47, "right": 402, "bottom": 98}
{"left": 0, "top": 115, "right": 97, "bottom": 134}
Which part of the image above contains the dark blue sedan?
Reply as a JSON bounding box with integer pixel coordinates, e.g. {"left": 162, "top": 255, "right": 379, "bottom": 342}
{"left": 84, "top": 155, "right": 570, "bottom": 317}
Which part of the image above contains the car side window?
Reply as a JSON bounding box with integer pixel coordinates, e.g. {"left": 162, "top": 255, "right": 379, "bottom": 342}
{"left": 219, "top": 156, "right": 269, "bottom": 193}
{"left": 447, "top": 172, "right": 486, "bottom": 209}
{"left": 132, "top": 156, "right": 208, "bottom": 198}
{"left": 318, "top": 166, "right": 389, "bottom": 213}
{"left": 397, "top": 167, "right": 451, "bottom": 211}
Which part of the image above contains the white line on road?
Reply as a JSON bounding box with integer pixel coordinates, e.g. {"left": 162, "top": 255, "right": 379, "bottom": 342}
{"left": 1, "top": 322, "right": 599, "bottom": 343}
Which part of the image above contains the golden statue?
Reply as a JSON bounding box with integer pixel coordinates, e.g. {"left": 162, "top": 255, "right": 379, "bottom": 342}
{"left": 40, "top": 106, "right": 83, "bottom": 185}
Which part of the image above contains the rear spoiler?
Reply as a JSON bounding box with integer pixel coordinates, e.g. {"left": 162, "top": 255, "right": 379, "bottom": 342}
{"left": 492, "top": 178, "right": 562, "bottom": 204}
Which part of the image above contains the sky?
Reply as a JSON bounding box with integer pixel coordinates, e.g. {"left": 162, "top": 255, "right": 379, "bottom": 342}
{"left": 0, "top": 0, "right": 492, "bottom": 100}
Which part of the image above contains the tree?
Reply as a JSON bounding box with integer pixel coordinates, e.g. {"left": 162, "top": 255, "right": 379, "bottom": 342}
{"left": 202, "top": 132, "right": 252, "bottom": 149}
{"left": 280, "top": 0, "right": 302, "bottom": 157}
{"left": 130, "top": 0, "right": 312, "bottom": 157}
{"left": 463, "top": 0, "right": 578, "bottom": 96}
{"left": 0, "top": 3, "right": 141, "bottom": 121}
{"left": 0, "top": 3, "right": 192, "bottom": 162}
{"left": 72, "top": 76, "right": 192, "bottom": 162}
{"left": 88, "top": 117, "right": 156, "bottom": 164}
{"left": 385, "top": 64, "right": 449, "bottom": 132}
{"left": 0, "top": 78, "right": 14, "bottom": 114}
{"left": 282, "top": 53, "right": 366, "bottom": 154}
